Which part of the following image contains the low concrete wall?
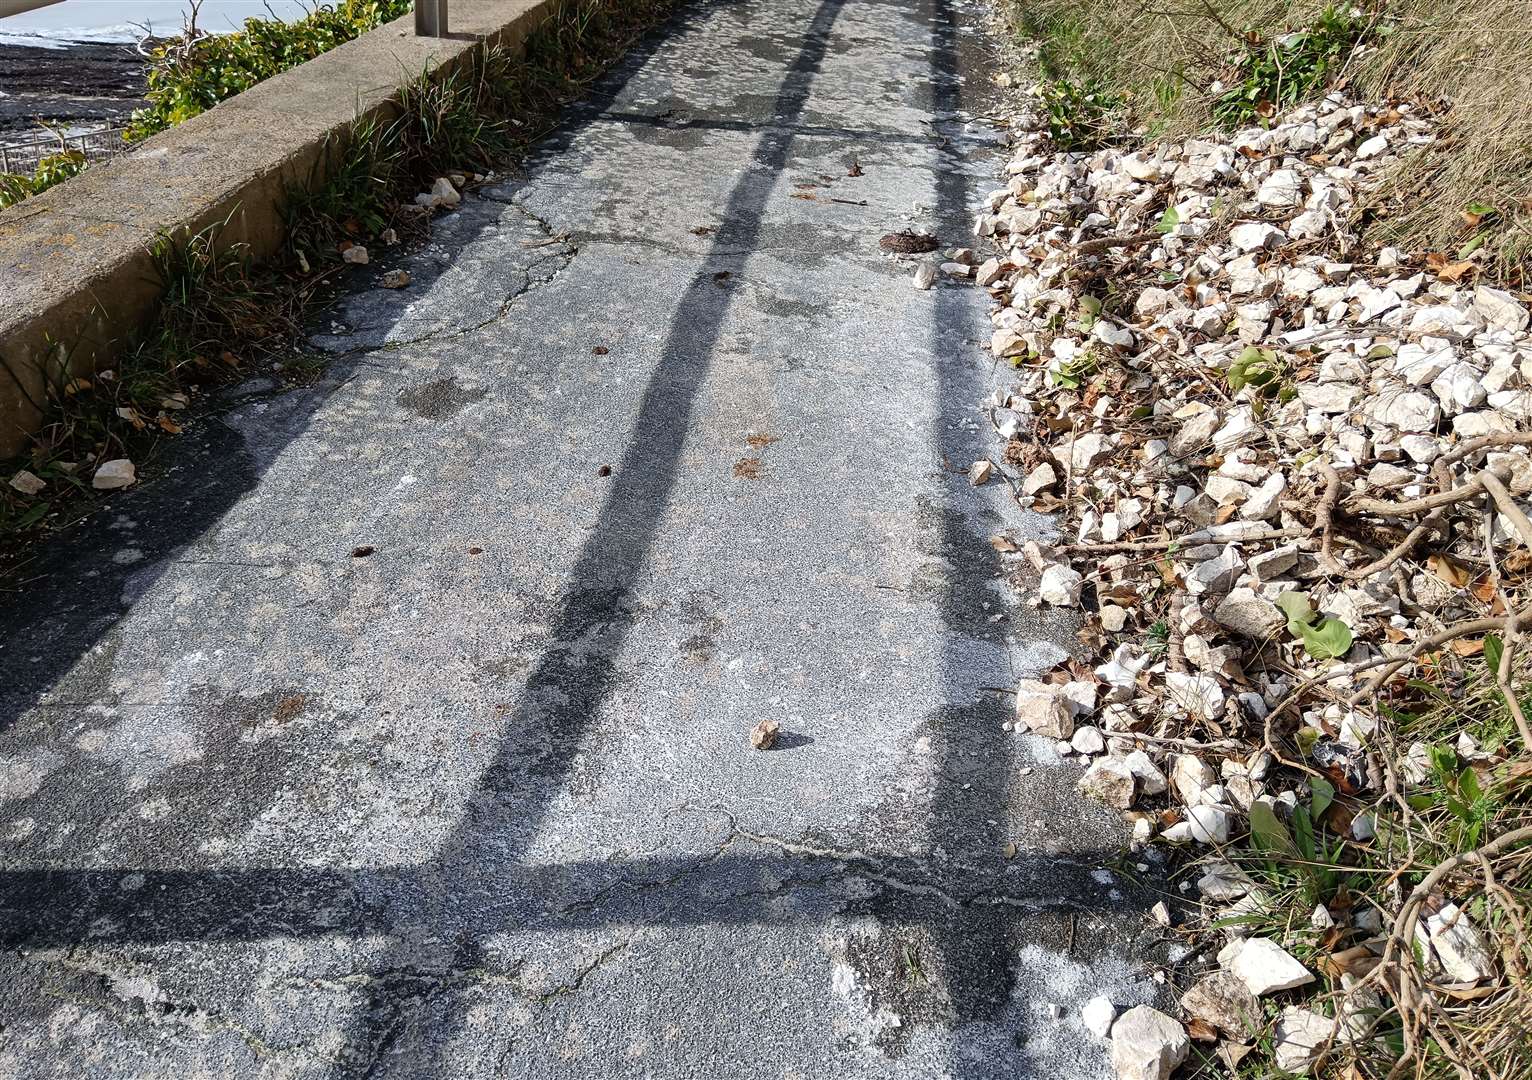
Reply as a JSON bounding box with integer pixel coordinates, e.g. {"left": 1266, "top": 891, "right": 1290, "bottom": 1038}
{"left": 0, "top": 0, "right": 570, "bottom": 458}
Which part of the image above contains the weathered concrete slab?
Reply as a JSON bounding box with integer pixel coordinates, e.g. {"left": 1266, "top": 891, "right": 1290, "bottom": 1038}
{"left": 0, "top": 0, "right": 1167, "bottom": 1076}
{"left": 0, "top": 0, "right": 572, "bottom": 457}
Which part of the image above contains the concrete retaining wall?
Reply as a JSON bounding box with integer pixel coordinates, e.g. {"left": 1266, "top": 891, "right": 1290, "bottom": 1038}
{"left": 0, "top": 0, "right": 570, "bottom": 458}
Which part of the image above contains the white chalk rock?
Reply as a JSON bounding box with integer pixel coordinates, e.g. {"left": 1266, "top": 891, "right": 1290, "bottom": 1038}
{"left": 1109, "top": 1005, "right": 1189, "bottom": 1080}
{"left": 91, "top": 459, "right": 136, "bottom": 490}
{"left": 1082, "top": 995, "right": 1117, "bottom": 1038}
{"left": 1039, "top": 563, "right": 1084, "bottom": 606}
{"left": 1229, "top": 937, "right": 1315, "bottom": 996}
{"left": 1274, "top": 1006, "right": 1337, "bottom": 1074}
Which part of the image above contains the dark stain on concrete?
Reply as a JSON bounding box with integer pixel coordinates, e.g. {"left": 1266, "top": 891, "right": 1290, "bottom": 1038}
{"left": 397, "top": 376, "right": 488, "bottom": 420}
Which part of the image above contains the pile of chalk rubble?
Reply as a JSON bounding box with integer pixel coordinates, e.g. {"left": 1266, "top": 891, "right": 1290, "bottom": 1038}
{"left": 900, "top": 90, "right": 1529, "bottom": 1078}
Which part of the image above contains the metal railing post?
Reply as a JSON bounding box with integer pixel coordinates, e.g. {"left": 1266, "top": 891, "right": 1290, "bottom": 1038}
{"left": 414, "top": 0, "right": 448, "bottom": 36}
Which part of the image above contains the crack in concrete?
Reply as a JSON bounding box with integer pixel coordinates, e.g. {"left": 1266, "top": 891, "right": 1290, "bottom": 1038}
{"left": 553, "top": 805, "right": 1116, "bottom": 921}
{"left": 300, "top": 196, "right": 578, "bottom": 362}
{"left": 532, "top": 939, "right": 632, "bottom": 1004}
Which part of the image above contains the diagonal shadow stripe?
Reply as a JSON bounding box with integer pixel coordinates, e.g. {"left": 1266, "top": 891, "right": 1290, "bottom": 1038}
{"left": 332, "top": 0, "right": 861, "bottom": 1069}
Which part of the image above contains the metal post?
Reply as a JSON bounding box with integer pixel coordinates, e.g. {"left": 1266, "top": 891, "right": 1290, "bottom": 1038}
{"left": 414, "top": 0, "right": 448, "bottom": 36}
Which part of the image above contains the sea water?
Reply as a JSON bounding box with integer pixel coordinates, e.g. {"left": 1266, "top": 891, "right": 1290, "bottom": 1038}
{"left": 0, "top": 1, "right": 313, "bottom": 47}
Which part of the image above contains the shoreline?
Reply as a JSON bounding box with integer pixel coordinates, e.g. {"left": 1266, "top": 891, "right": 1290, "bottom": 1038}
{"left": 0, "top": 39, "right": 146, "bottom": 142}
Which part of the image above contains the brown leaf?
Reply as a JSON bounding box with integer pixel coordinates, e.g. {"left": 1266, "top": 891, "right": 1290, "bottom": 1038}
{"left": 990, "top": 536, "right": 1020, "bottom": 553}
{"left": 1449, "top": 637, "right": 1486, "bottom": 658}
{"left": 1429, "top": 554, "right": 1468, "bottom": 587}
{"left": 1425, "top": 252, "right": 1477, "bottom": 282}
{"left": 156, "top": 416, "right": 183, "bottom": 435}
{"left": 1186, "top": 1017, "right": 1219, "bottom": 1043}
{"left": 1437, "top": 982, "right": 1499, "bottom": 1001}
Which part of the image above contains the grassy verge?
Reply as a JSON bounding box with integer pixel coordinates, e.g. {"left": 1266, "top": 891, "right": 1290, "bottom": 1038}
{"left": 0, "top": 0, "right": 673, "bottom": 572}
{"left": 1192, "top": 649, "right": 1531, "bottom": 1078}
{"left": 1005, "top": 0, "right": 1532, "bottom": 280}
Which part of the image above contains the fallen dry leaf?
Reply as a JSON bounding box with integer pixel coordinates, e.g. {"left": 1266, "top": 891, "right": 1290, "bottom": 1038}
{"left": 1428, "top": 554, "right": 1468, "bottom": 587}
{"left": 1186, "top": 1017, "right": 1219, "bottom": 1043}
{"left": 878, "top": 230, "right": 938, "bottom": 255}
{"left": 1216, "top": 1042, "right": 1254, "bottom": 1071}
{"left": 1425, "top": 252, "right": 1476, "bottom": 282}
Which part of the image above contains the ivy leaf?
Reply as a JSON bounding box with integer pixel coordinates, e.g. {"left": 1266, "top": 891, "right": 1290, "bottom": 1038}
{"left": 1155, "top": 206, "right": 1180, "bottom": 234}
{"left": 1276, "top": 591, "right": 1316, "bottom": 629}
{"left": 1277, "top": 591, "right": 1352, "bottom": 659}
{"left": 1298, "top": 616, "right": 1353, "bottom": 660}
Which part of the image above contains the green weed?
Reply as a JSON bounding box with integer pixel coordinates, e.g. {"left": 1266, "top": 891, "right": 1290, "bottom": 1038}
{"left": 127, "top": 0, "right": 413, "bottom": 141}
{"left": 1211, "top": 6, "right": 1371, "bottom": 129}
{"left": 1039, "top": 77, "right": 1123, "bottom": 151}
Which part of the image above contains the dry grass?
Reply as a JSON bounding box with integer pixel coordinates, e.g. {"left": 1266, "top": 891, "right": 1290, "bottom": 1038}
{"left": 1004, "top": 0, "right": 1532, "bottom": 280}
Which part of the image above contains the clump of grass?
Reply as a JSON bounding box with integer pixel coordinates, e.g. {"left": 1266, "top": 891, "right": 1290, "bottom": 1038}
{"left": 0, "top": 217, "right": 301, "bottom": 546}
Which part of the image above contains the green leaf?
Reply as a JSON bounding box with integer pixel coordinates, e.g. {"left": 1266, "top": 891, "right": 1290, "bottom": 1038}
{"left": 1485, "top": 633, "right": 1505, "bottom": 674}
{"left": 1458, "top": 766, "right": 1483, "bottom": 804}
{"left": 1298, "top": 616, "right": 1353, "bottom": 660}
{"left": 1276, "top": 591, "right": 1315, "bottom": 628}
{"left": 1293, "top": 804, "right": 1317, "bottom": 863}
{"left": 1250, "top": 800, "right": 1297, "bottom": 857}
{"left": 1406, "top": 678, "right": 1450, "bottom": 701}
{"left": 1309, "top": 775, "right": 1335, "bottom": 821}
{"left": 1155, "top": 206, "right": 1179, "bottom": 235}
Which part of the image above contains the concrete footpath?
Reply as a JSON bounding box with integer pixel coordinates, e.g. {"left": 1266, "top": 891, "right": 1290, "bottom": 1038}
{"left": 0, "top": 0, "right": 1166, "bottom": 1075}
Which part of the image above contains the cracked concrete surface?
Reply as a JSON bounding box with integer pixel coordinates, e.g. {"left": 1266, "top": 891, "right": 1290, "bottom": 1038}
{"left": 0, "top": 0, "right": 1168, "bottom": 1076}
